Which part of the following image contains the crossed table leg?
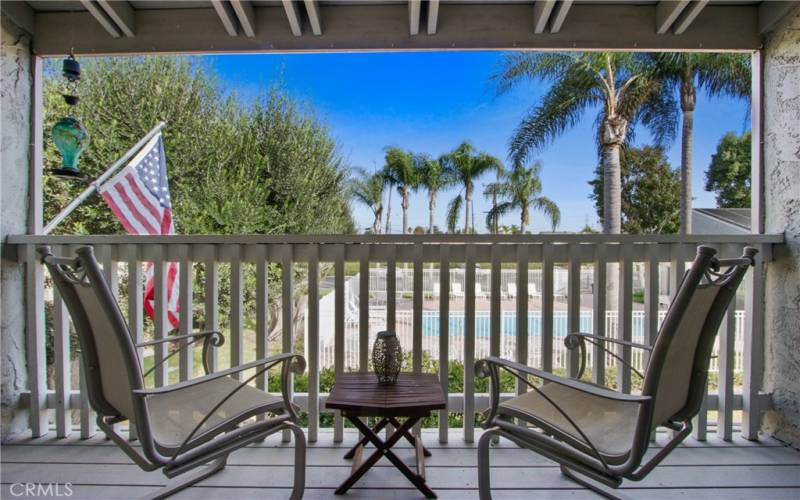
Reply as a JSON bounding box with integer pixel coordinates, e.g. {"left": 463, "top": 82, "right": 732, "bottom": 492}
{"left": 336, "top": 414, "right": 437, "bottom": 498}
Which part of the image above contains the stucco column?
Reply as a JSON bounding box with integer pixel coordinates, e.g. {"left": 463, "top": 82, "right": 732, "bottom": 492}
{"left": 761, "top": 6, "right": 800, "bottom": 447}
{"left": 0, "top": 14, "right": 33, "bottom": 440}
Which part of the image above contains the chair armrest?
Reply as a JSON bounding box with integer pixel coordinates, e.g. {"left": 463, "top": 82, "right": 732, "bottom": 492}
{"left": 133, "top": 352, "right": 305, "bottom": 397}
{"left": 136, "top": 330, "right": 223, "bottom": 348}
{"left": 563, "top": 332, "right": 649, "bottom": 380}
{"left": 566, "top": 332, "right": 652, "bottom": 352}
{"left": 138, "top": 331, "right": 225, "bottom": 378}
{"left": 475, "top": 356, "right": 650, "bottom": 404}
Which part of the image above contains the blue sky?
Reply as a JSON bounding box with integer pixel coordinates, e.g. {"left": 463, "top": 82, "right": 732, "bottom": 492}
{"left": 206, "top": 52, "right": 750, "bottom": 233}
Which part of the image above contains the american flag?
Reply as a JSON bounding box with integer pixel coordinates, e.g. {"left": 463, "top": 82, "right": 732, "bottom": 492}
{"left": 99, "top": 133, "right": 179, "bottom": 328}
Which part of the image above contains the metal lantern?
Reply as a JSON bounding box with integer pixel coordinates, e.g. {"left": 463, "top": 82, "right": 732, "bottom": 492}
{"left": 372, "top": 330, "right": 402, "bottom": 385}
{"left": 51, "top": 54, "right": 89, "bottom": 180}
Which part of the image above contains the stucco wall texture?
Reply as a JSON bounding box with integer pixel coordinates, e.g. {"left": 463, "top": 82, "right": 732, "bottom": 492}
{"left": 0, "top": 15, "right": 31, "bottom": 440}
{"left": 762, "top": 6, "right": 800, "bottom": 448}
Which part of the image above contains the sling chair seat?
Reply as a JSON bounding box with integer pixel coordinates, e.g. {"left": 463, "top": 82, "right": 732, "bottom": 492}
{"left": 498, "top": 381, "right": 641, "bottom": 461}
{"left": 145, "top": 376, "right": 286, "bottom": 450}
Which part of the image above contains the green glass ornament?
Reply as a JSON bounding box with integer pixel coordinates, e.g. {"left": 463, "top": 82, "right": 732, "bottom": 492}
{"left": 51, "top": 117, "right": 89, "bottom": 179}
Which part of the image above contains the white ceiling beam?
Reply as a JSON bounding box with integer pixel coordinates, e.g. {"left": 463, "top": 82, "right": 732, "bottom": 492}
{"left": 33, "top": 3, "right": 764, "bottom": 55}
{"left": 427, "top": 0, "right": 440, "bottom": 35}
{"left": 656, "top": 0, "right": 690, "bottom": 34}
{"left": 79, "top": 0, "right": 121, "bottom": 38}
{"left": 210, "top": 0, "right": 239, "bottom": 36}
{"left": 408, "top": 0, "right": 421, "bottom": 36}
{"left": 97, "top": 0, "right": 135, "bottom": 37}
{"left": 282, "top": 0, "right": 302, "bottom": 36}
{"left": 304, "top": 0, "right": 322, "bottom": 36}
{"left": 672, "top": 0, "right": 708, "bottom": 35}
{"left": 230, "top": 0, "right": 255, "bottom": 38}
{"left": 533, "top": 0, "right": 556, "bottom": 34}
{"left": 549, "top": 0, "right": 573, "bottom": 33}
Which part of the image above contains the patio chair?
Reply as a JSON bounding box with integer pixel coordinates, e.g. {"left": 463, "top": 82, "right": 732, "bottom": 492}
{"left": 476, "top": 245, "right": 757, "bottom": 499}
{"left": 38, "top": 246, "right": 307, "bottom": 500}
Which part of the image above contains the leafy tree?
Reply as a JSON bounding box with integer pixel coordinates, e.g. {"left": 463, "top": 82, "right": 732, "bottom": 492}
{"left": 441, "top": 141, "right": 504, "bottom": 233}
{"left": 705, "top": 132, "right": 752, "bottom": 208}
{"left": 646, "top": 53, "right": 750, "bottom": 233}
{"left": 589, "top": 146, "right": 680, "bottom": 234}
{"left": 382, "top": 147, "right": 418, "bottom": 234}
{"left": 415, "top": 155, "right": 454, "bottom": 233}
{"left": 350, "top": 168, "right": 386, "bottom": 233}
{"left": 485, "top": 161, "right": 560, "bottom": 233}
{"left": 43, "top": 56, "right": 354, "bottom": 343}
{"left": 493, "top": 52, "right": 676, "bottom": 234}
{"left": 44, "top": 57, "right": 353, "bottom": 236}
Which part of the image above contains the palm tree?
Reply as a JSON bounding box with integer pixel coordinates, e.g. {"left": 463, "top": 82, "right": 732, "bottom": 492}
{"left": 415, "top": 154, "right": 453, "bottom": 233}
{"left": 350, "top": 167, "right": 386, "bottom": 234}
{"left": 382, "top": 147, "right": 418, "bottom": 234}
{"left": 483, "top": 177, "right": 504, "bottom": 234}
{"left": 647, "top": 53, "right": 751, "bottom": 234}
{"left": 441, "top": 142, "right": 504, "bottom": 233}
{"left": 493, "top": 52, "right": 676, "bottom": 234}
{"left": 486, "top": 161, "right": 561, "bottom": 233}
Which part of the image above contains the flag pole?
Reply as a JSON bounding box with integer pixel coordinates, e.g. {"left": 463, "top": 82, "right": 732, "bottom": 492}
{"left": 43, "top": 121, "right": 167, "bottom": 235}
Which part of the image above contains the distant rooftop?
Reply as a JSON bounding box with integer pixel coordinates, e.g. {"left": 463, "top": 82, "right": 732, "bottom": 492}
{"left": 693, "top": 208, "right": 751, "bottom": 233}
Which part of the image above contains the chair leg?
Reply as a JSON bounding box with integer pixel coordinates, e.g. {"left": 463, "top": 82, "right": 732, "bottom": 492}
{"left": 478, "top": 427, "right": 501, "bottom": 500}
{"left": 560, "top": 464, "right": 622, "bottom": 500}
{"left": 284, "top": 422, "right": 306, "bottom": 500}
{"left": 148, "top": 455, "right": 228, "bottom": 500}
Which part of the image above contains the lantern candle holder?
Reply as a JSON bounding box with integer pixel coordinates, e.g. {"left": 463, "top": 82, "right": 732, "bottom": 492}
{"left": 372, "top": 331, "right": 402, "bottom": 385}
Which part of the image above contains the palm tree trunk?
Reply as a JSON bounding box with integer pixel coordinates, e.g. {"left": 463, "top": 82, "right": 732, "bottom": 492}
{"left": 520, "top": 206, "right": 528, "bottom": 233}
{"left": 464, "top": 185, "right": 472, "bottom": 234}
{"left": 680, "top": 109, "right": 694, "bottom": 234}
{"left": 385, "top": 189, "right": 392, "bottom": 234}
{"left": 471, "top": 200, "right": 476, "bottom": 233}
{"left": 428, "top": 192, "right": 436, "bottom": 233}
{"left": 402, "top": 188, "right": 410, "bottom": 234}
{"left": 491, "top": 192, "right": 498, "bottom": 234}
{"left": 601, "top": 143, "right": 622, "bottom": 234}
{"left": 373, "top": 207, "right": 382, "bottom": 234}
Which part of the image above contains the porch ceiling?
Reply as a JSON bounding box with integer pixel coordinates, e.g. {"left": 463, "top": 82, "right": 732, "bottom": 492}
{"left": 2, "top": 1, "right": 796, "bottom": 56}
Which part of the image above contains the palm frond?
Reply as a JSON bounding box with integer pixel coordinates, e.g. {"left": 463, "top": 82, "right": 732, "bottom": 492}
{"left": 695, "top": 53, "right": 751, "bottom": 101}
{"left": 510, "top": 68, "right": 599, "bottom": 163}
{"left": 485, "top": 201, "right": 513, "bottom": 232}
{"left": 446, "top": 194, "right": 463, "bottom": 233}
{"left": 492, "top": 52, "right": 578, "bottom": 96}
{"left": 531, "top": 196, "right": 561, "bottom": 231}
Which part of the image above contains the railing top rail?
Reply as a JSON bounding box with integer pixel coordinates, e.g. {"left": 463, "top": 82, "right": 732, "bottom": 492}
{"left": 5, "top": 233, "right": 785, "bottom": 246}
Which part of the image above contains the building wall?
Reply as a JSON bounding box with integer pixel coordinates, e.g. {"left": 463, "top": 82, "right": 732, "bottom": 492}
{"left": 762, "top": 5, "right": 800, "bottom": 448}
{"left": 0, "top": 14, "right": 32, "bottom": 440}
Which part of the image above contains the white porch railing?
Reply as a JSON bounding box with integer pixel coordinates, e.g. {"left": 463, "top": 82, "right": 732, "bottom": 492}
{"left": 8, "top": 233, "right": 781, "bottom": 445}
{"left": 319, "top": 308, "right": 746, "bottom": 375}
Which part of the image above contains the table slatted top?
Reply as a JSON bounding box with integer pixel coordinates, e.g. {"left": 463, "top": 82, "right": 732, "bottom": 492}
{"left": 326, "top": 373, "right": 447, "bottom": 417}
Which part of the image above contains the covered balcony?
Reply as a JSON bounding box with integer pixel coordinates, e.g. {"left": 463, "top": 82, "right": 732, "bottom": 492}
{"left": 2, "top": 1, "right": 799, "bottom": 499}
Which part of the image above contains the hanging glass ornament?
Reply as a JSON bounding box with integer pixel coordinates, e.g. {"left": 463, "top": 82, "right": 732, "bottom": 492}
{"left": 51, "top": 54, "right": 89, "bottom": 180}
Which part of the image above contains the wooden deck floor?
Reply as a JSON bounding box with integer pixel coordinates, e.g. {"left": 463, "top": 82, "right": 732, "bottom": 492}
{"left": 2, "top": 429, "right": 800, "bottom": 499}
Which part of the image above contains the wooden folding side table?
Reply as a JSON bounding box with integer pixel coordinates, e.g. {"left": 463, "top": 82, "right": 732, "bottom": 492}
{"left": 326, "top": 373, "right": 446, "bottom": 498}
